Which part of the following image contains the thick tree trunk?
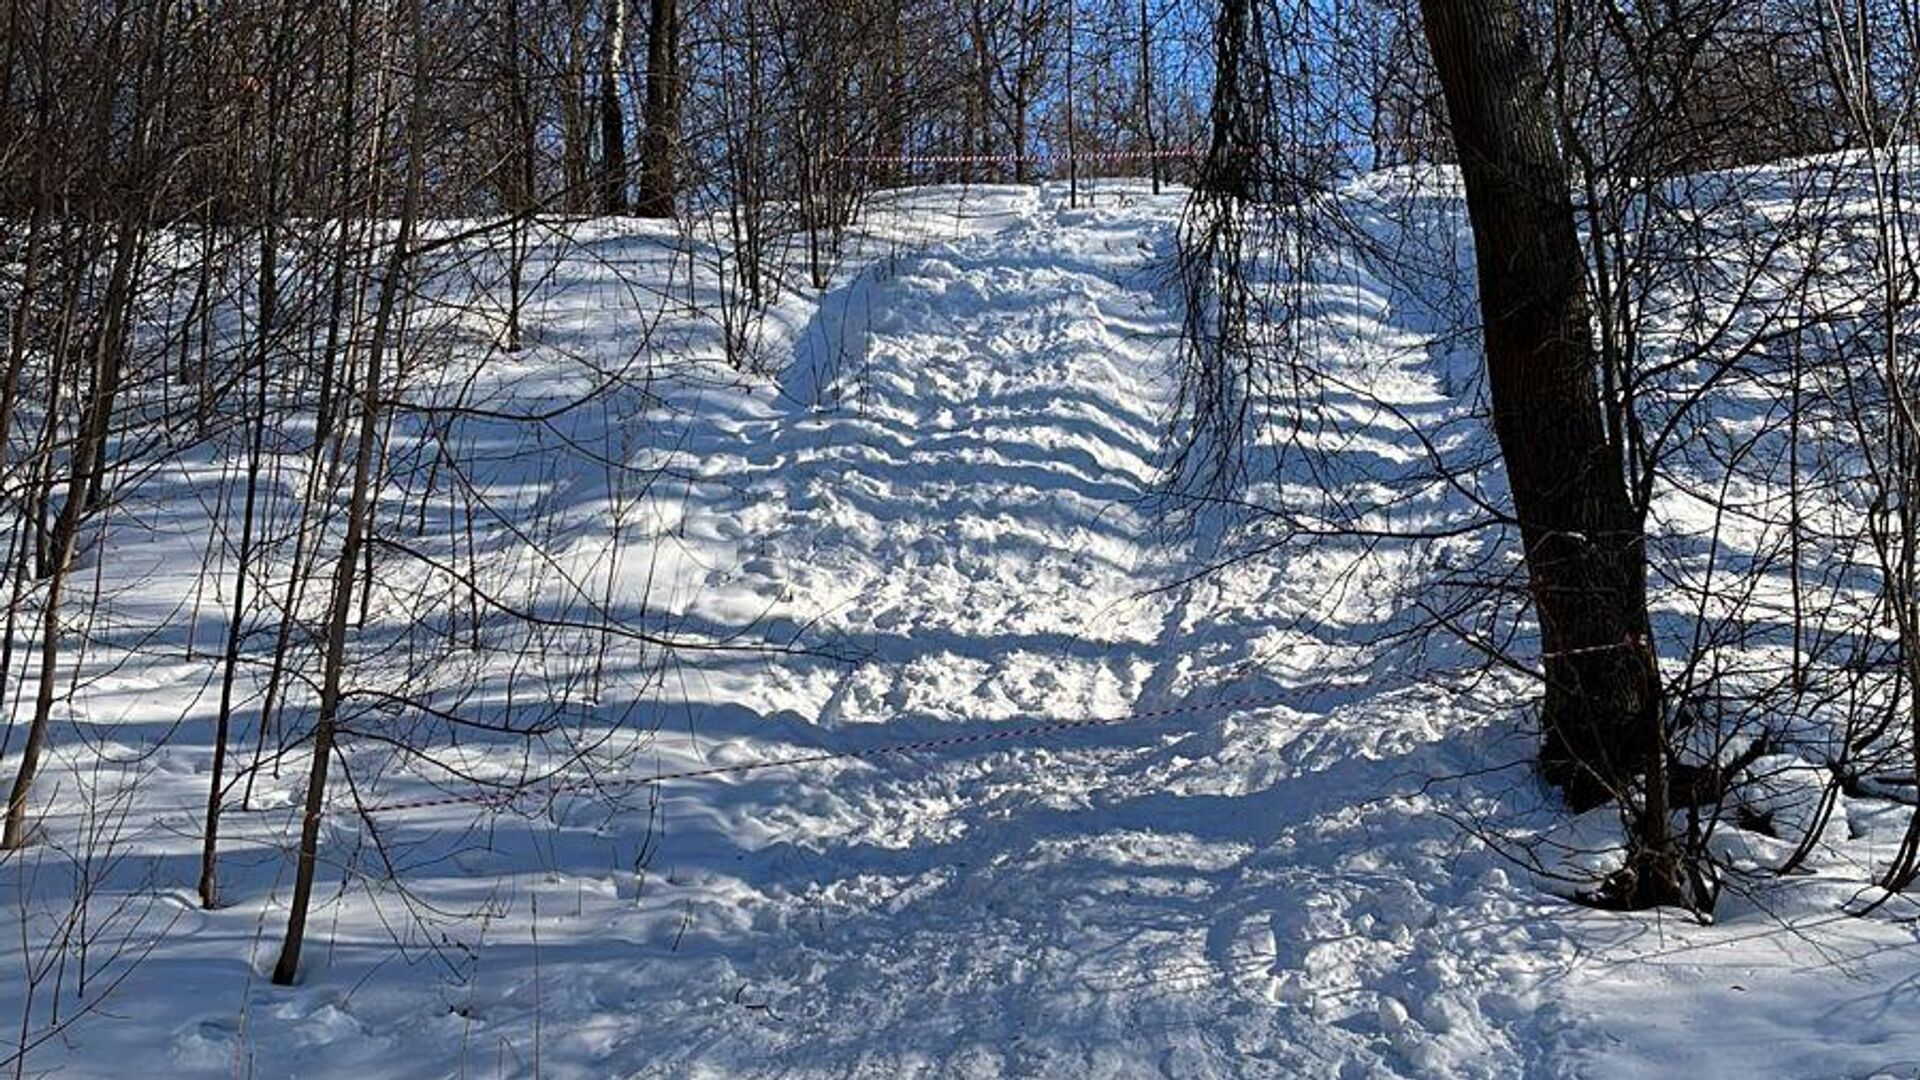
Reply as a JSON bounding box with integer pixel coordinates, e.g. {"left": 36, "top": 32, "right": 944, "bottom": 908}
{"left": 1202, "top": 0, "right": 1254, "bottom": 200}
{"left": 634, "top": 0, "right": 678, "bottom": 218}
{"left": 1012, "top": 86, "right": 1030, "bottom": 185}
{"left": 1416, "top": 0, "right": 1662, "bottom": 815}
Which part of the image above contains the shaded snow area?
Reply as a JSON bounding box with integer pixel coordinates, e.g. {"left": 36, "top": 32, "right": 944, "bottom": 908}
{"left": 11, "top": 178, "right": 1920, "bottom": 1079}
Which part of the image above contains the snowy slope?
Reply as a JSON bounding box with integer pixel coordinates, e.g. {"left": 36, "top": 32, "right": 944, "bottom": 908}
{"left": 8, "top": 178, "right": 1920, "bottom": 1079}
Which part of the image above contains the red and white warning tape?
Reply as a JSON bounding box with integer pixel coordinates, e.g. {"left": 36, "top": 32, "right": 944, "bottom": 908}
{"left": 832, "top": 147, "right": 1200, "bottom": 167}
{"left": 1540, "top": 632, "right": 1650, "bottom": 660}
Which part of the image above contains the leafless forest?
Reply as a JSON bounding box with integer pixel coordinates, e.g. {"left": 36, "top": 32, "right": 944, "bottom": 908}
{"left": 4, "top": 0, "right": 1920, "bottom": 1074}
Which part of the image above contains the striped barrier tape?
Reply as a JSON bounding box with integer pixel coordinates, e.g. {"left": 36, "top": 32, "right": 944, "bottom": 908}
{"left": 832, "top": 147, "right": 1201, "bottom": 166}
{"left": 1540, "top": 632, "right": 1649, "bottom": 660}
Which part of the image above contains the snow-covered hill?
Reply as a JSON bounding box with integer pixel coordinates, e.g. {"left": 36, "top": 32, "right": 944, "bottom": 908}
{"left": 8, "top": 178, "right": 1920, "bottom": 1079}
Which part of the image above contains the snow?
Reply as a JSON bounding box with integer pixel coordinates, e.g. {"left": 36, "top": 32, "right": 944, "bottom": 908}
{"left": 8, "top": 175, "right": 1920, "bottom": 1078}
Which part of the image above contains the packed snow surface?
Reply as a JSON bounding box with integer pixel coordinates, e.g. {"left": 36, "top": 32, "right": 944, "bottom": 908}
{"left": 7, "top": 179, "right": 1920, "bottom": 1078}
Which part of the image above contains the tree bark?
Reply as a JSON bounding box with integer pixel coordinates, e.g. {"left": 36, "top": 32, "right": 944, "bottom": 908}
{"left": 599, "top": 0, "right": 627, "bottom": 213}
{"left": 969, "top": 2, "right": 993, "bottom": 185}
{"left": 1138, "top": 0, "right": 1158, "bottom": 194}
{"left": 562, "top": 0, "right": 592, "bottom": 212}
{"left": 634, "top": 0, "right": 678, "bottom": 218}
{"left": 1202, "top": 0, "right": 1255, "bottom": 200}
{"left": 1417, "top": 0, "right": 1662, "bottom": 815}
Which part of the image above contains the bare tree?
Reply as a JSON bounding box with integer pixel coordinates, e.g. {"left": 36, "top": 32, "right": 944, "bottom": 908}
{"left": 600, "top": 0, "right": 630, "bottom": 213}
{"left": 635, "top": 0, "right": 681, "bottom": 217}
{"left": 1417, "top": 0, "right": 1683, "bottom": 906}
{"left": 271, "top": 0, "right": 430, "bottom": 985}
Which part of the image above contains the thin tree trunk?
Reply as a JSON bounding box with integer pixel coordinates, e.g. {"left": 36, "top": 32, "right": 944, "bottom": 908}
{"left": 271, "top": 0, "right": 427, "bottom": 986}
{"left": 1138, "top": 0, "right": 1158, "bottom": 194}
{"left": 2, "top": 222, "right": 138, "bottom": 850}
{"left": 199, "top": 248, "right": 270, "bottom": 907}
{"left": 971, "top": 3, "right": 992, "bottom": 185}
{"left": 1064, "top": 0, "right": 1078, "bottom": 207}
{"left": 200, "top": 40, "right": 286, "bottom": 904}
{"left": 248, "top": 0, "right": 368, "bottom": 806}
{"left": 0, "top": 0, "right": 52, "bottom": 478}
{"left": 562, "top": 0, "right": 592, "bottom": 212}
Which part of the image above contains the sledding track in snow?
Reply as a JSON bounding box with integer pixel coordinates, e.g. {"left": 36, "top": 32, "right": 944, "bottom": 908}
{"left": 451, "top": 184, "right": 1587, "bottom": 1078}
{"left": 15, "top": 178, "right": 1920, "bottom": 1079}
